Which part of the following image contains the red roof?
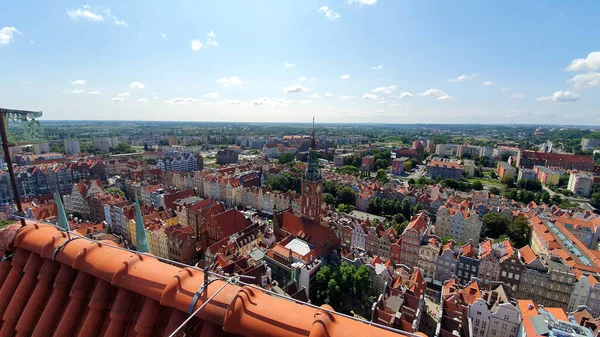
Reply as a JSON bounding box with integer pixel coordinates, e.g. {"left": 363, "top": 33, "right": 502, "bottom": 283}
{"left": 214, "top": 209, "right": 251, "bottom": 238}
{"left": 0, "top": 222, "right": 415, "bottom": 337}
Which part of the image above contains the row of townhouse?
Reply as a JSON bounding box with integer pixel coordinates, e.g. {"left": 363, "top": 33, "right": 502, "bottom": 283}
{"left": 0, "top": 160, "right": 108, "bottom": 205}
{"left": 435, "top": 203, "right": 483, "bottom": 244}
{"left": 154, "top": 152, "right": 203, "bottom": 172}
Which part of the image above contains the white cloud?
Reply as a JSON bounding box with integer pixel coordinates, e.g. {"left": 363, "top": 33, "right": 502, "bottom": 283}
{"left": 340, "top": 74, "right": 350, "bottom": 80}
{"left": 371, "top": 85, "right": 397, "bottom": 95}
{"left": 511, "top": 93, "right": 525, "bottom": 99}
{"left": 283, "top": 84, "right": 310, "bottom": 93}
{"left": 68, "top": 89, "right": 85, "bottom": 94}
{"left": 66, "top": 5, "right": 126, "bottom": 27}
{"left": 566, "top": 51, "right": 600, "bottom": 72}
{"left": 66, "top": 5, "right": 104, "bottom": 22}
{"left": 190, "top": 39, "right": 204, "bottom": 51}
{"left": 376, "top": 100, "right": 387, "bottom": 104}
{"left": 347, "top": 0, "right": 377, "bottom": 5}
{"left": 324, "top": 92, "right": 333, "bottom": 97}
{"left": 297, "top": 76, "right": 306, "bottom": 82}
{"left": 129, "top": 81, "right": 145, "bottom": 89}
{"left": 362, "top": 93, "right": 378, "bottom": 99}
{"left": 111, "top": 92, "right": 130, "bottom": 102}
{"left": 217, "top": 76, "right": 243, "bottom": 87}
{"left": 501, "top": 88, "right": 511, "bottom": 92}
{"left": 420, "top": 88, "right": 447, "bottom": 97}
{"left": 567, "top": 73, "right": 600, "bottom": 88}
{"left": 87, "top": 90, "right": 102, "bottom": 95}
{"left": 71, "top": 79, "right": 86, "bottom": 85}
{"left": 437, "top": 95, "right": 453, "bottom": 101}
{"left": 206, "top": 31, "right": 218, "bottom": 46}
{"left": 298, "top": 100, "right": 312, "bottom": 105}
{"left": 161, "top": 33, "right": 167, "bottom": 39}
{"left": 252, "top": 97, "right": 293, "bottom": 107}
{"left": 482, "top": 81, "right": 493, "bottom": 86}
{"left": 447, "top": 73, "right": 478, "bottom": 82}
{"left": 309, "top": 93, "right": 322, "bottom": 98}
{"left": 164, "top": 97, "right": 197, "bottom": 105}
{"left": 398, "top": 92, "right": 413, "bottom": 98}
{"left": 137, "top": 98, "right": 149, "bottom": 103}
{"left": 371, "top": 65, "right": 383, "bottom": 70}
{"left": 202, "top": 93, "right": 219, "bottom": 99}
{"left": 339, "top": 95, "right": 354, "bottom": 100}
{"left": 221, "top": 100, "right": 244, "bottom": 105}
{"left": 318, "top": 6, "right": 341, "bottom": 21}
{"left": 0, "top": 27, "right": 22, "bottom": 45}
{"left": 536, "top": 90, "right": 579, "bottom": 102}
{"left": 284, "top": 62, "right": 296, "bottom": 68}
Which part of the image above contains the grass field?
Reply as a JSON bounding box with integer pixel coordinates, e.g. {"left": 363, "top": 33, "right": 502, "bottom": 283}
{"left": 466, "top": 178, "right": 504, "bottom": 187}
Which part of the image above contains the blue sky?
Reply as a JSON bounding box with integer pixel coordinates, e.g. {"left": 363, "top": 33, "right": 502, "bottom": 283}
{"left": 1, "top": 1, "right": 600, "bottom": 124}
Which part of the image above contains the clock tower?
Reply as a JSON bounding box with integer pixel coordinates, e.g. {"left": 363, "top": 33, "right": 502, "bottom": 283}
{"left": 301, "top": 117, "right": 323, "bottom": 224}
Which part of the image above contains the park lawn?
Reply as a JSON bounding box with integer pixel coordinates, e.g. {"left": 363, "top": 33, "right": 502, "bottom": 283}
{"left": 467, "top": 178, "right": 504, "bottom": 187}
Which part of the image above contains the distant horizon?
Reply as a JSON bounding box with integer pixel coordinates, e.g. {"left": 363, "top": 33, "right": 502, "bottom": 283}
{"left": 31, "top": 119, "right": 600, "bottom": 128}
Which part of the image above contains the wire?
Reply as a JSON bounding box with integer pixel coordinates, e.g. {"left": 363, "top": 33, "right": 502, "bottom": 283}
{"left": 169, "top": 279, "right": 232, "bottom": 337}
{"left": 13, "top": 216, "right": 420, "bottom": 337}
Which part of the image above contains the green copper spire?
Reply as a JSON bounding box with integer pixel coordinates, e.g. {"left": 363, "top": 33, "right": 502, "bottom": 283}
{"left": 134, "top": 194, "right": 150, "bottom": 253}
{"left": 54, "top": 191, "right": 70, "bottom": 232}
{"left": 305, "top": 117, "right": 321, "bottom": 181}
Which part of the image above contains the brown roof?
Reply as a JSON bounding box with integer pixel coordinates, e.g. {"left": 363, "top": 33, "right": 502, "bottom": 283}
{"left": 0, "top": 222, "right": 410, "bottom": 337}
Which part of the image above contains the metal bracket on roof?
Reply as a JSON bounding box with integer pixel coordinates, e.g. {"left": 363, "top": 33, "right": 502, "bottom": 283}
{"left": 52, "top": 234, "right": 77, "bottom": 261}
{"left": 1, "top": 252, "right": 13, "bottom": 262}
{"left": 187, "top": 266, "right": 216, "bottom": 314}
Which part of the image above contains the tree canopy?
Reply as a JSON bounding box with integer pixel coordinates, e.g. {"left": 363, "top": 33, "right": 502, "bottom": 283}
{"left": 278, "top": 152, "right": 295, "bottom": 164}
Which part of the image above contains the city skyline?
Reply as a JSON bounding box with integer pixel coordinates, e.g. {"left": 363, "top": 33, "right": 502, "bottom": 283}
{"left": 2, "top": 1, "right": 600, "bottom": 124}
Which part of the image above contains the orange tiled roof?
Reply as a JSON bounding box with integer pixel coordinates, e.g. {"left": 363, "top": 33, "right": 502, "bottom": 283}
{"left": 519, "top": 245, "right": 537, "bottom": 265}
{"left": 517, "top": 299, "right": 539, "bottom": 318}
{"left": 0, "top": 222, "right": 412, "bottom": 337}
{"left": 545, "top": 307, "right": 569, "bottom": 322}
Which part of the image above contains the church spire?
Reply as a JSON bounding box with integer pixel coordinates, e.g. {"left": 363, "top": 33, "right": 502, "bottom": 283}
{"left": 135, "top": 194, "right": 150, "bottom": 253}
{"left": 54, "top": 191, "right": 70, "bottom": 232}
{"left": 310, "top": 116, "right": 316, "bottom": 150}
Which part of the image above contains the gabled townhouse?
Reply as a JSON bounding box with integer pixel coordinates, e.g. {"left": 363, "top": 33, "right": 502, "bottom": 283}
{"left": 399, "top": 212, "right": 430, "bottom": 267}
{"left": 435, "top": 241, "right": 457, "bottom": 286}
{"left": 418, "top": 237, "right": 440, "bottom": 282}
{"left": 456, "top": 242, "right": 480, "bottom": 286}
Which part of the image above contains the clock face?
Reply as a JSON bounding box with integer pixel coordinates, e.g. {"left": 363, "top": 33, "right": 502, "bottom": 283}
{"left": 304, "top": 185, "right": 311, "bottom": 193}
{"left": 316, "top": 185, "right": 322, "bottom": 194}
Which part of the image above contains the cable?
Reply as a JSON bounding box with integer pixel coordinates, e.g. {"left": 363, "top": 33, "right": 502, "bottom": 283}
{"left": 169, "top": 279, "right": 232, "bottom": 337}
{"left": 13, "top": 216, "right": 420, "bottom": 337}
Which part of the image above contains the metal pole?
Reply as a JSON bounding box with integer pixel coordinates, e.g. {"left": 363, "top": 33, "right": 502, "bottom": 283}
{"left": 0, "top": 113, "right": 26, "bottom": 226}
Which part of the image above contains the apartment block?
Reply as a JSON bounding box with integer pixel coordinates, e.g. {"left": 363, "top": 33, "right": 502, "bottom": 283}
{"left": 568, "top": 171, "right": 593, "bottom": 197}
{"left": 427, "top": 160, "right": 463, "bottom": 180}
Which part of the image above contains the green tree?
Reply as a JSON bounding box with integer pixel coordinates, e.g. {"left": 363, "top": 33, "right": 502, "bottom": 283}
{"left": 592, "top": 192, "right": 600, "bottom": 204}
{"left": 336, "top": 203, "right": 355, "bottom": 213}
{"left": 404, "top": 161, "right": 412, "bottom": 172}
{"left": 323, "top": 193, "right": 335, "bottom": 206}
{"left": 106, "top": 187, "right": 125, "bottom": 197}
{"left": 112, "top": 142, "right": 135, "bottom": 155}
{"left": 501, "top": 175, "right": 515, "bottom": 188}
{"left": 393, "top": 213, "right": 407, "bottom": 224}
{"left": 354, "top": 266, "right": 371, "bottom": 298}
{"left": 482, "top": 213, "right": 510, "bottom": 239}
{"left": 516, "top": 179, "right": 542, "bottom": 192}
{"left": 144, "top": 142, "right": 149, "bottom": 151}
{"left": 326, "top": 279, "right": 342, "bottom": 310}
{"left": 376, "top": 169, "right": 389, "bottom": 183}
{"left": 278, "top": 152, "right": 295, "bottom": 164}
{"left": 507, "top": 217, "right": 531, "bottom": 248}
{"left": 338, "top": 165, "right": 360, "bottom": 176}
{"left": 393, "top": 221, "right": 409, "bottom": 234}
{"left": 489, "top": 186, "right": 501, "bottom": 195}
{"left": 471, "top": 181, "right": 484, "bottom": 191}
{"left": 489, "top": 171, "right": 498, "bottom": 179}
{"left": 337, "top": 186, "right": 357, "bottom": 205}
{"left": 501, "top": 153, "right": 511, "bottom": 162}
{"left": 401, "top": 198, "right": 412, "bottom": 220}
{"left": 374, "top": 159, "right": 389, "bottom": 171}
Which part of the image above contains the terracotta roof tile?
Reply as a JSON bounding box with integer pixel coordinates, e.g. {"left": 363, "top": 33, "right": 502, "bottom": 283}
{"left": 0, "top": 222, "right": 413, "bottom": 337}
